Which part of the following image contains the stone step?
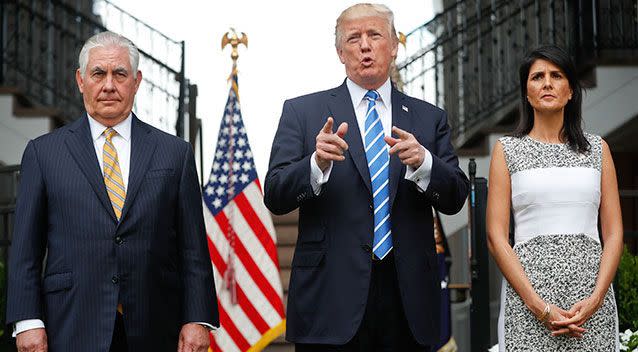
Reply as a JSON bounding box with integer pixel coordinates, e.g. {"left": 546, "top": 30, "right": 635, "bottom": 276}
{"left": 277, "top": 245, "right": 295, "bottom": 269}
{"left": 275, "top": 223, "right": 297, "bottom": 246}
{"left": 271, "top": 209, "right": 298, "bottom": 225}
{"left": 280, "top": 267, "right": 290, "bottom": 292}
{"left": 269, "top": 210, "right": 297, "bottom": 351}
{"left": 13, "top": 105, "right": 61, "bottom": 119}
{"left": 263, "top": 343, "right": 294, "bottom": 352}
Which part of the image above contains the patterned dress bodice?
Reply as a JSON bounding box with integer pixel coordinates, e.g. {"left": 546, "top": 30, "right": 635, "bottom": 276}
{"left": 499, "top": 134, "right": 602, "bottom": 244}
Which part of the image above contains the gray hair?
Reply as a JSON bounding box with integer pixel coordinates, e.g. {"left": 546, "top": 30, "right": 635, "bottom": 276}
{"left": 78, "top": 31, "right": 140, "bottom": 78}
{"left": 335, "top": 3, "right": 397, "bottom": 48}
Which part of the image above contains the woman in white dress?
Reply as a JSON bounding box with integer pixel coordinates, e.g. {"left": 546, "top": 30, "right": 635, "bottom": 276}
{"left": 487, "top": 45, "right": 623, "bottom": 351}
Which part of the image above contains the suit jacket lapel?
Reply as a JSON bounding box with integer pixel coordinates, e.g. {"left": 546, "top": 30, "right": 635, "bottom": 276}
{"left": 389, "top": 87, "right": 410, "bottom": 209}
{"left": 65, "top": 115, "right": 118, "bottom": 222}
{"left": 117, "top": 114, "right": 156, "bottom": 227}
{"left": 327, "top": 81, "right": 372, "bottom": 194}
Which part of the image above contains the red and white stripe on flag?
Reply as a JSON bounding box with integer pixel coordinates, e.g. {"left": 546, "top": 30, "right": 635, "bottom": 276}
{"left": 203, "top": 73, "right": 285, "bottom": 352}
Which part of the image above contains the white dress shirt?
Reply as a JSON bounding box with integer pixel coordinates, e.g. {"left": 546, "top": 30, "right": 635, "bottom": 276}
{"left": 14, "top": 113, "right": 214, "bottom": 336}
{"left": 310, "top": 78, "right": 433, "bottom": 194}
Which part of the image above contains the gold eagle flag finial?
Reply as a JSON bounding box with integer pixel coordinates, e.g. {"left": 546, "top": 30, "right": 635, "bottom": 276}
{"left": 398, "top": 31, "right": 407, "bottom": 49}
{"left": 221, "top": 28, "right": 248, "bottom": 63}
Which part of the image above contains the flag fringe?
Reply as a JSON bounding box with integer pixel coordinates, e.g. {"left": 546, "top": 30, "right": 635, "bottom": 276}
{"left": 208, "top": 319, "right": 286, "bottom": 352}
{"left": 247, "top": 319, "right": 286, "bottom": 352}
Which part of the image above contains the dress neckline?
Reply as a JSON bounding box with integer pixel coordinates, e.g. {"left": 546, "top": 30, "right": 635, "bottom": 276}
{"left": 524, "top": 135, "right": 567, "bottom": 146}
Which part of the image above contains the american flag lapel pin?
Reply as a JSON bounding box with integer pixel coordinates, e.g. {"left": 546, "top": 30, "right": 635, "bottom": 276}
{"left": 402, "top": 105, "right": 409, "bottom": 112}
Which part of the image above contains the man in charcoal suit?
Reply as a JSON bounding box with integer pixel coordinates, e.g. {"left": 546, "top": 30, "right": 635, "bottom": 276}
{"left": 6, "top": 31, "right": 218, "bottom": 352}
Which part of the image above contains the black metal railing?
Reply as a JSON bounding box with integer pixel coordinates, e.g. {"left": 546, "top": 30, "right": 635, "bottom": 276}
{"left": 398, "top": 0, "right": 638, "bottom": 148}
{"left": 92, "top": 0, "right": 190, "bottom": 137}
{"left": 0, "top": 0, "right": 194, "bottom": 137}
{"left": 595, "top": 1, "right": 638, "bottom": 53}
{"left": 0, "top": 165, "right": 19, "bottom": 349}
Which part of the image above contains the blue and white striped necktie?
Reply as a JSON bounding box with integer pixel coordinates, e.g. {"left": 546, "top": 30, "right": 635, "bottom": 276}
{"left": 363, "top": 90, "right": 393, "bottom": 260}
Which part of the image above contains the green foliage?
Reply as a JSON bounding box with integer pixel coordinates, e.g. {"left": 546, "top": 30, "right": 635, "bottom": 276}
{"left": 618, "top": 246, "right": 638, "bottom": 332}
{"left": 620, "top": 329, "right": 638, "bottom": 351}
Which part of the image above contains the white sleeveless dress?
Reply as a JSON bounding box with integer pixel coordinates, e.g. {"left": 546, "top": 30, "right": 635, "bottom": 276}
{"left": 497, "top": 133, "right": 619, "bottom": 351}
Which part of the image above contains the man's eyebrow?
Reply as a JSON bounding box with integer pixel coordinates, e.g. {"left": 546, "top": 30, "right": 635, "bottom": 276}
{"left": 113, "top": 67, "right": 129, "bottom": 74}
{"left": 90, "top": 66, "right": 105, "bottom": 73}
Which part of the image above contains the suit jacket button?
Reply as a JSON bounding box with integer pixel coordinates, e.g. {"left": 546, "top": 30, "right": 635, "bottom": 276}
{"left": 114, "top": 236, "right": 123, "bottom": 245}
{"left": 369, "top": 204, "right": 373, "bottom": 210}
{"left": 433, "top": 192, "right": 440, "bottom": 201}
{"left": 112, "top": 276, "right": 119, "bottom": 284}
{"left": 361, "top": 244, "right": 372, "bottom": 253}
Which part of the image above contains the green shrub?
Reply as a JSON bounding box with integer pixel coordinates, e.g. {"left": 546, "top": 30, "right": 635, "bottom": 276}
{"left": 618, "top": 246, "right": 638, "bottom": 331}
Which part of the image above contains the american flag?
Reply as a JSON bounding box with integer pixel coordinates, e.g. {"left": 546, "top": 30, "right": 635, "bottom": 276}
{"left": 203, "top": 72, "right": 285, "bottom": 351}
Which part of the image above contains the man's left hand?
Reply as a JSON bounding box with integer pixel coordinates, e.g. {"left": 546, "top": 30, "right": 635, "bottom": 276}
{"left": 385, "top": 126, "right": 426, "bottom": 168}
{"left": 177, "top": 323, "right": 210, "bottom": 352}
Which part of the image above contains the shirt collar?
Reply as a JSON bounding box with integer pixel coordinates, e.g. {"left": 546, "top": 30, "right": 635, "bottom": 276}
{"left": 87, "top": 113, "right": 133, "bottom": 142}
{"left": 346, "top": 77, "right": 392, "bottom": 110}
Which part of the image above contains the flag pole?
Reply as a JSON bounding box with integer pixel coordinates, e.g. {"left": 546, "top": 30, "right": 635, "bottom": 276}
{"left": 206, "top": 29, "right": 285, "bottom": 351}
{"left": 220, "top": 29, "right": 248, "bottom": 305}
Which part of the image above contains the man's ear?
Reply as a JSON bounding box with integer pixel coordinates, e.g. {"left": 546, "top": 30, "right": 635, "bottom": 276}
{"left": 134, "top": 70, "right": 143, "bottom": 93}
{"left": 391, "top": 40, "right": 399, "bottom": 60}
{"left": 76, "top": 69, "right": 85, "bottom": 93}
{"left": 336, "top": 46, "right": 346, "bottom": 64}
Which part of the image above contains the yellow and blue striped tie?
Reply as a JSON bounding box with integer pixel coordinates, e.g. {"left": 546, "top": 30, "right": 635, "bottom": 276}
{"left": 102, "top": 128, "right": 126, "bottom": 221}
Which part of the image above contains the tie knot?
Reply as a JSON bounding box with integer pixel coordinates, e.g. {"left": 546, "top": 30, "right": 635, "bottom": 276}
{"left": 103, "top": 128, "right": 117, "bottom": 141}
{"left": 365, "top": 90, "right": 379, "bottom": 102}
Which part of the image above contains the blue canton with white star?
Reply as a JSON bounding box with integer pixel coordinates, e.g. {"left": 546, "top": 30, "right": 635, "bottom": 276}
{"left": 203, "top": 83, "right": 258, "bottom": 216}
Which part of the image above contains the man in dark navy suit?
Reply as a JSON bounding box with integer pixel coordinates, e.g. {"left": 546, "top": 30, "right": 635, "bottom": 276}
{"left": 264, "top": 3, "right": 469, "bottom": 351}
{"left": 6, "top": 31, "right": 218, "bottom": 352}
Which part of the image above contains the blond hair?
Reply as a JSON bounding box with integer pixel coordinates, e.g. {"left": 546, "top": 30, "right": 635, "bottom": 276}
{"left": 335, "top": 3, "right": 397, "bottom": 48}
